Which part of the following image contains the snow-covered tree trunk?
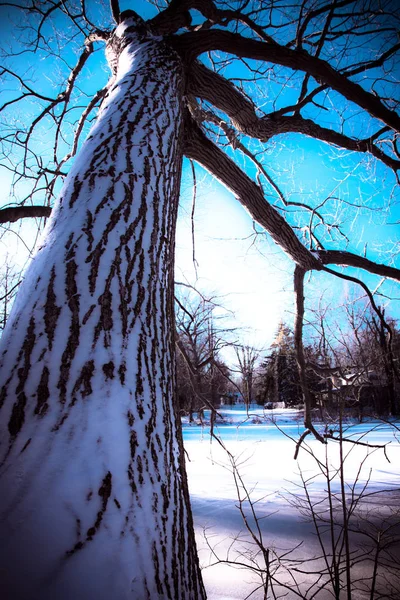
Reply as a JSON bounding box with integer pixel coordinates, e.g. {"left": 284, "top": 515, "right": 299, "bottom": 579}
{"left": 0, "top": 15, "right": 205, "bottom": 600}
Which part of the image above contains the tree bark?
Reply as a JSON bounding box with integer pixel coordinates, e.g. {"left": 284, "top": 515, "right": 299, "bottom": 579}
{"left": 0, "top": 15, "right": 205, "bottom": 600}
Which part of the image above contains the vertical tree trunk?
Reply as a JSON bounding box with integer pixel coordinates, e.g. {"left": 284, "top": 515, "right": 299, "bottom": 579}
{"left": 0, "top": 16, "right": 205, "bottom": 600}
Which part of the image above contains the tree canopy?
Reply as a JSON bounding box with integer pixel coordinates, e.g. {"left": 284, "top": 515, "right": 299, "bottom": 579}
{"left": 1, "top": 1, "right": 399, "bottom": 291}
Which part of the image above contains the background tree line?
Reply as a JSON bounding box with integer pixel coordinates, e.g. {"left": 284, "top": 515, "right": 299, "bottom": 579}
{"left": 174, "top": 292, "right": 400, "bottom": 419}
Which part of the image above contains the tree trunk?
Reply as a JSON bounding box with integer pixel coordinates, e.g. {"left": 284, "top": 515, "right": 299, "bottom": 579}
{"left": 0, "top": 16, "right": 205, "bottom": 600}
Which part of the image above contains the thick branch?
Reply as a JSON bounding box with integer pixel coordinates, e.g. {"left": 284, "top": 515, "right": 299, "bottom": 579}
{"left": 0, "top": 205, "right": 52, "bottom": 224}
{"left": 316, "top": 250, "right": 400, "bottom": 282}
{"left": 187, "top": 62, "right": 262, "bottom": 136}
{"left": 173, "top": 30, "right": 400, "bottom": 133}
{"left": 188, "top": 63, "right": 400, "bottom": 170}
{"left": 149, "top": 0, "right": 198, "bottom": 35}
{"left": 184, "top": 115, "right": 320, "bottom": 271}
{"left": 110, "top": 0, "right": 120, "bottom": 23}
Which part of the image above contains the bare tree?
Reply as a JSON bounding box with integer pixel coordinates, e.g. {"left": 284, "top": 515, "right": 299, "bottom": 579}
{"left": 175, "top": 291, "right": 234, "bottom": 420}
{"left": 0, "top": 1, "right": 400, "bottom": 598}
{"left": 303, "top": 295, "right": 400, "bottom": 420}
{"left": 284, "top": 420, "right": 400, "bottom": 599}
{"left": 233, "top": 344, "right": 260, "bottom": 408}
{"left": 206, "top": 418, "right": 400, "bottom": 600}
{"left": 0, "top": 255, "right": 20, "bottom": 331}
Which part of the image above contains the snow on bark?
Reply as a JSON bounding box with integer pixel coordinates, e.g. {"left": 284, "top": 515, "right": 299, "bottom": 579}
{"left": 0, "top": 16, "right": 205, "bottom": 600}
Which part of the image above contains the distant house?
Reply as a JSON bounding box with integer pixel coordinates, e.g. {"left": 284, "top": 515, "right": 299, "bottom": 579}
{"left": 316, "top": 368, "right": 389, "bottom": 415}
{"left": 331, "top": 369, "right": 383, "bottom": 390}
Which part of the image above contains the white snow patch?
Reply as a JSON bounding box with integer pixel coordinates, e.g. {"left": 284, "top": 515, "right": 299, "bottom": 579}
{"left": 183, "top": 407, "right": 400, "bottom": 599}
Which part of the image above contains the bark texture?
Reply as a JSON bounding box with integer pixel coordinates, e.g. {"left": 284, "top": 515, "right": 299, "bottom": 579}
{"left": 0, "top": 15, "right": 205, "bottom": 600}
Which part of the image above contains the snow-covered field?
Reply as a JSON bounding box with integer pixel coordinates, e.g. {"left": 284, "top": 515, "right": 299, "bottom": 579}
{"left": 183, "top": 406, "right": 400, "bottom": 599}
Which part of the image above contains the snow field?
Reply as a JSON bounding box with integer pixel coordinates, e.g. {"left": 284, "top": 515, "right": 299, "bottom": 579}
{"left": 183, "top": 407, "right": 400, "bottom": 599}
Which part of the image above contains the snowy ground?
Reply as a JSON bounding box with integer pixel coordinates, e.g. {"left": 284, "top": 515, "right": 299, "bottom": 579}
{"left": 182, "top": 406, "right": 400, "bottom": 599}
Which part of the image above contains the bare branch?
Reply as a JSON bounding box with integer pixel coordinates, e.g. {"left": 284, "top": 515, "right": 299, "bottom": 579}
{"left": 184, "top": 113, "right": 320, "bottom": 271}
{"left": 317, "top": 250, "right": 400, "bottom": 283}
{"left": 294, "top": 265, "right": 325, "bottom": 443}
{"left": 173, "top": 29, "right": 400, "bottom": 133}
{"left": 109, "top": 0, "right": 120, "bottom": 24}
{"left": 188, "top": 62, "right": 400, "bottom": 171}
{"left": 0, "top": 205, "right": 52, "bottom": 224}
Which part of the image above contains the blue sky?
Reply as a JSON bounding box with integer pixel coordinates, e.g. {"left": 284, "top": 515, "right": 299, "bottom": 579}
{"left": 0, "top": 0, "right": 399, "bottom": 353}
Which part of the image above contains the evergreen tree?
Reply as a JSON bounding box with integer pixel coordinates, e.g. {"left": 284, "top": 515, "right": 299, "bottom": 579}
{"left": 258, "top": 322, "right": 303, "bottom": 408}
